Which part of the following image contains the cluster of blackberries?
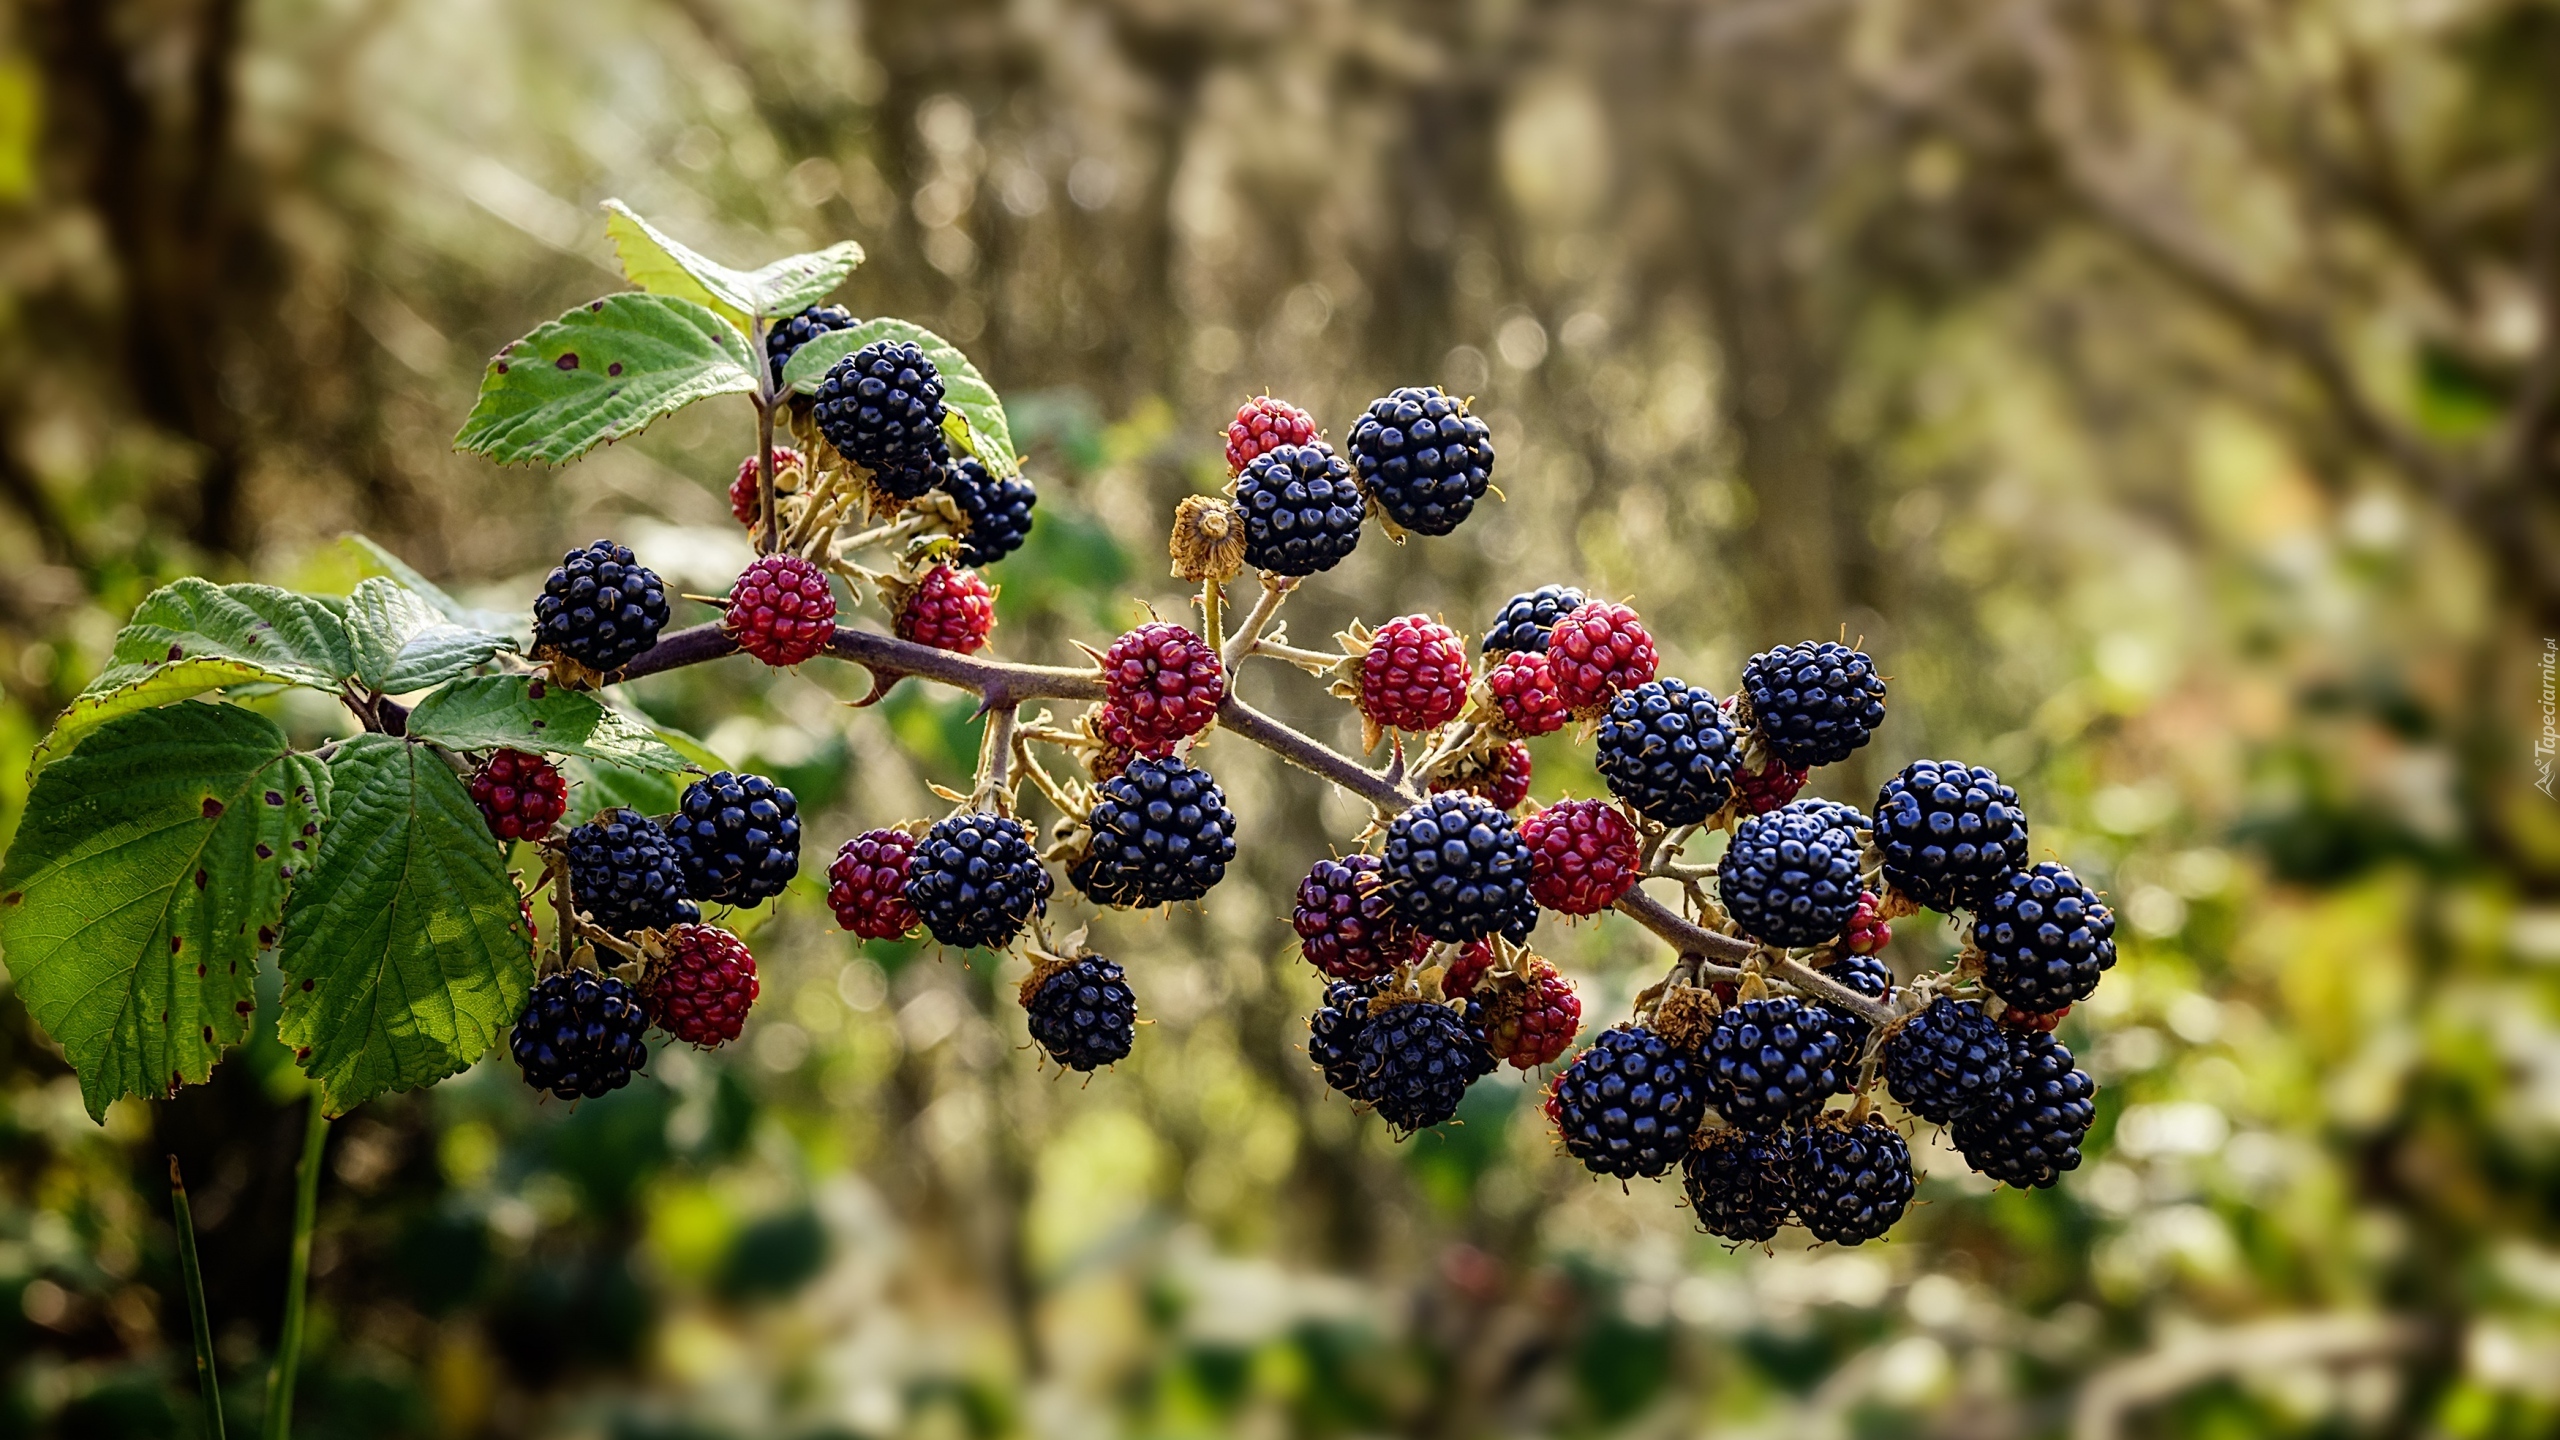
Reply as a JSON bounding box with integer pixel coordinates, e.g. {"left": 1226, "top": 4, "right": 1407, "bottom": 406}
{"left": 1218, "top": 387, "right": 1500, "bottom": 581}
{"left": 560, "top": 769, "right": 802, "bottom": 937}
{"left": 1308, "top": 981, "right": 1496, "bottom": 1133}
{"left": 512, "top": 920, "right": 767, "bottom": 1100}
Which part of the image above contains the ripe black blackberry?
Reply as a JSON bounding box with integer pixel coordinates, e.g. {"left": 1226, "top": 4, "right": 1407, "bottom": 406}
{"left": 1791, "top": 1113, "right": 1914, "bottom": 1245}
{"left": 1550, "top": 1024, "right": 1707, "bottom": 1179}
{"left": 1701, "top": 997, "right": 1847, "bottom": 1130}
{"left": 1067, "top": 756, "right": 1236, "bottom": 908}
{"left": 533, "top": 540, "right": 670, "bottom": 674}
{"left": 567, "top": 807, "right": 699, "bottom": 934}
{"left": 1354, "top": 999, "right": 1492, "bottom": 1133}
{"left": 1023, "top": 956, "right": 1138, "bottom": 1072}
{"left": 1952, "top": 1028, "right": 2096, "bottom": 1188}
{"left": 1813, "top": 952, "right": 1894, "bottom": 1058}
{"left": 1717, "top": 799, "right": 1869, "bottom": 948}
{"left": 1234, "top": 442, "right": 1365, "bottom": 577}
{"left": 765, "top": 303, "right": 855, "bottom": 388}
{"left": 1347, "top": 386, "right": 1495, "bottom": 536}
{"left": 946, "top": 457, "right": 1037, "bottom": 567}
{"left": 902, "top": 811, "right": 1053, "bottom": 951}
{"left": 812, "top": 339, "right": 950, "bottom": 499}
{"left": 664, "top": 771, "right": 801, "bottom": 906}
{"left": 1882, "top": 997, "right": 2011, "bottom": 1124}
{"left": 1739, "top": 641, "right": 1888, "bottom": 769}
{"left": 1975, "top": 862, "right": 2116, "bottom": 1013}
{"left": 1379, "top": 792, "right": 1539, "bottom": 943}
{"left": 512, "top": 971, "right": 650, "bottom": 1100}
{"left": 1594, "top": 677, "right": 1740, "bottom": 826}
{"left": 1683, "top": 1128, "right": 1795, "bottom": 1244}
{"left": 1873, "top": 759, "right": 2030, "bottom": 912}
{"left": 1308, "top": 980, "right": 1378, "bottom": 1098}
{"left": 1481, "top": 584, "right": 1587, "bottom": 657}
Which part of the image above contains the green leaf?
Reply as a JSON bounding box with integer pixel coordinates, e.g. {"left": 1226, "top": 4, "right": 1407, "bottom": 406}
{"left": 780, "top": 319, "right": 1019, "bottom": 476}
{"left": 276, "top": 735, "right": 532, "bottom": 1116}
{"left": 601, "top": 199, "right": 865, "bottom": 328}
{"left": 405, "top": 676, "right": 689, "bottom": 771}
{"left": 344, "top": 578, "right": 511, "bottom": 695}
{"left": 33, "top": 580, "right": 358, "bottom": 771}
{"left": 561, "top": 720, "right": 726, "bottom": 823}
{"left": 0, "top": 704, "right": 329, "bottom": 1121}
{"left": 340, "top": 534, "right": 527, "bottom": 640}
{"left": 451, "top": 294, "right": 759, "bottom": 465}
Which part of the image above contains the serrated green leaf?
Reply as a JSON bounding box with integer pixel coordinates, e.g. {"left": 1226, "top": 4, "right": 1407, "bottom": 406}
{"left": 32, "top": 580, "right": 359, "bottom": 772}
{"left": 276, "top": 735, "right": 531, "bottom": 1116}
{"left": 405, "top": 676, "right": 689, "bottom": 771}
{"left": 742, "top": 242, "right": 866, "bottom": 318}
{"left": 561, "top": 719, "right": 725, "bottom": 823}
{"left": 340, "top": 534, "right": 527, "bottom": 640}
{"left": 344, "top": 578, "right": 511, "bottom": 695}
{"left": 0, "top": 705, "right": 329, "bottom": 1121}
{"left": 452, "top": 294, "right": 758, "bottom": 465}
{"left": 602, "top": 199, "right": 865, "bottom": 328}
{"left": 780, "top": 319, "right": 1018, "bottom": 476}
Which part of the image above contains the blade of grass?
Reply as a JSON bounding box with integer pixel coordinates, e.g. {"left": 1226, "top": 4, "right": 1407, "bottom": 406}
{"left": 167, "top": 1156, "right": 226, "bottom": 1440}
{"left": 262, "top": 1093, "right": 329, "bottom": 1440}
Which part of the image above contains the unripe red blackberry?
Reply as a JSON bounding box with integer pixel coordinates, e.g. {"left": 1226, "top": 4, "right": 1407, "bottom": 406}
{"left": 892, "top": 564, "right": 995, "bottom": 655}
{"left": 1974, "top": 862, "right": 2115, "bottom": 1013}
{"left": 1485, "top": 650, "right": 1569, "bottom": 737}
{"left": 644, "top": 924, "right": 759, "bottom": 1049}
{"left": 1843, "top": 890, "right": 1892, "bottom": 955}
{"left": 811, "top": 339, "right": 949, "bottom": 498}
{"left": 1684, "top": 1128, "right": 1794, "bottom": 1244}
{"left": 1790, "top": 1112, "right": 1914, "bottom": 1245}
{"left": 1883, "top": 996, "right": 2010, "bottom": 1124}
{"left": 1381, "top": 792, "right": 1539, "bottom": 943}
{"left": 1068, "top": 755, "right": 1236, "bottom": 908}
{"left": 1080, "top": 703, "right": 1144, "bottom": 780}
{"left": 1481, "top": 584, "right": 1587, "bottom": 657}
{"left": 1292, "top": 854, "right": 1427, "bottom": 981}
{"left": 1440, "top": 941, "right": 1496, "bottom": 998}
{"left": 1234, "top": 443, "right": 1365, "bottom": 577}
{"left": 1546, "top": 600, "right": 1658, "bottom": 715}
{"left": 1431, "top": 740, "right": 1532, "bottom": 812}
{"left": 1348, "top": 386, "right": 1495, "bottom": 536}
{"left": 1354, "top": 998, "right": 1493, "bottom": 1133}
{"left": 1520, "top": 799, "right": 1641, "bottom": 916}
{"left": 1023, "top": 956, "right": 1138, "bottom": 1072}
{"left": 1101, "top": 621, "right": 1223, "bottom": 750}
{"left": 1731, "top": 756, "right": 1810, "bottom": 815}
{"left": 724, "top": 554, "right": 837, "bottom": 667}
{"left": 903, "top": 811, "right": 1051, "bottom": 951}
{"left": 1718, "top": 799, "right": 1869, "bottom": 948}
{"left": 827, "top": 829, "right": 921, "bottom": 940}
{"left": 1700, "top": 996, "right": 1847, "bottom": 1130}
{"left": 1550, "top": 1024, "right": 1707, "bottom": 1178}
{"left": 730, "top": 446, "right": 805, "bottom": 530}
{"left": 1594, "top": 677, "right": 1738, "bottom": 826}
{"left": 1999, "top": 1004, "right": 2071, "bottom": 1033}
{"left": 1952, "top": 1027, "right": 2096, "bottom": 1188}
{"left": 1358, "top": 615, "right": 1471, "bottom": 733}
{"left": 1482, "top": 957, "right": 1581, "bottom": 1069}
{"left": 1873, "top": 759, "right": 2029, "bottom": 912}
{"left": 468, "top": 749, "right": 566, "bottom": 843}
{"left": 1740, "top": 641, "right": 1888, "bottom": 769}
{"left": 513, "top": 971, "right": 650, "bottom": 1099}
{"left": 1224, "top": 395, "right": 1319, "bottom": 475}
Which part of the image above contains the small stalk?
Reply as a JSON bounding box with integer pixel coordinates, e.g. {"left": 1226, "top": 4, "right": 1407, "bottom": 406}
{"left": 264, "top": 1093, "right": 329, "bottom": 1440}
{"left": 1199, "top": 580, "right": 1224, "bottom": 652}
{"left": 167, "top": 1157, "right": 225, "bottom": 1440}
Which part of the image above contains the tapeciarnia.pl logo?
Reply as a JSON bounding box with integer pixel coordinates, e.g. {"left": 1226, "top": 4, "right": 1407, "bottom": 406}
{"left": 2540, "top": 638, "right": 2556, "bottom": 799}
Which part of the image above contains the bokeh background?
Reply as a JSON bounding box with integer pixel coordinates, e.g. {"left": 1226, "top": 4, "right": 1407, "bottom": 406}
{"left": 4, "top": 0, "right": 2559, "bottom": 1436}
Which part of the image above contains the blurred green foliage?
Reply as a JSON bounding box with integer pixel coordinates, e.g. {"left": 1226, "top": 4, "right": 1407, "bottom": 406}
{"left": 2, "top": 1, "right": 2558, "bottom": 1438}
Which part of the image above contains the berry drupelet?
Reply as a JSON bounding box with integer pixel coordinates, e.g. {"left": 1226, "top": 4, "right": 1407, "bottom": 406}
{"left": 566, "top": 807, "right": 699, "bottom": 935}
{"left": 1233, "top": 442, "right": 1365, "bottom": 577}
{"left": 533, "top": 540, "right": 669, "bottom": 675}
{"left": 1593, "top": 677, "right": 1738, "bottom": 826}
{"left": 1100, "top": 621, "right": 1224, "bottom": 751}
{"left": 812, "top": 339, "right": 949, "bottom": 498}
{"left": 513, "top": 971, "right": 650, "bottom": 1100}
{"left": 1700, "top": 996, "right": 1847, "bottom": 1130}
{"left": 1023, "top": 956, "right": 1138, "bottom": 1072}
{"left": 664, "top": 771, "right": 800, "bottom": 906}
{"left": 1974, "top": 862, "right": 2116, "bottom": 1013}
{"left": 1068, "top": 756, "right": 1237, "bottom": 908}
{"left": 1873, "top": 759, "right": 2030, "bottom": 912}
{"left": 1520, "top": 799, "right": 1642, "bottom": 916}
{"left": 468, "top": 749, "right": 566, "bottom": 843}
{"left": 1790, "top": 1113, "right": 1915, "bottom": 1245}
{"left": 643, "top": 924, "right": 759, "bottom": 1049}
{"left": 1883, "top": 997, "right": 2011, "bottom": 1125}
{"left": 903, "top": 811, "right": 1052, "bottom": 951}
{"left": 1347, "top": 386, "right": 1496, "bottom": 535}
{"left": 1293, "top": 854, "right": 1427, "bottom": 981}
{"left": 724, "top": 554, "right": 837, "bottom": 667}
{"left": 827, "top": 829, "right": 920, "bottom": 940}
{"left": 1482, "top": 584, "right": 1588, "bottom": 657}
{"left": 1740, "top": 641, "right": 1889, "bottom": 769}
{"left": 1718, "top": 799, "right": 1870, "bottom": 948}
{"left": 946, "top": 457, "right": 1037, "bottom": 567}
{"left": 1358, "top": 615, "right": 1472, "bottom": 733}
{"left": 1550, "top": 1024, "right": 1707, "bottom": 1179}
{"left": 1684, "top": 1128, "right": 1795, "bottom": 1244}
{"left": 1380, "top": 792, "right": 1540, "bottom": 943}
